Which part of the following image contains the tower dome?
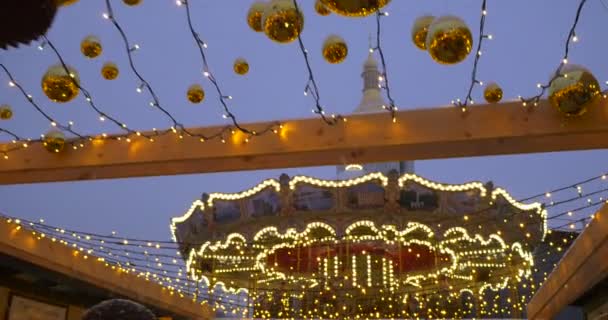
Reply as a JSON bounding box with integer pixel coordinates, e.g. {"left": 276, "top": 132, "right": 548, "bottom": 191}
{"left": 337, "top": 50, "right": 414, "bottom": 179}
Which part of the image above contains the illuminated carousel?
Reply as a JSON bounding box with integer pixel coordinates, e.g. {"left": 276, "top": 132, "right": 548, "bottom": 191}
{"left": 171, "top": 170, "right": 546, "bottom": 319}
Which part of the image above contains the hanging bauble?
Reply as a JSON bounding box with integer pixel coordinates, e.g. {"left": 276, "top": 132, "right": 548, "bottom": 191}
{"left": 80, "top": 35, "right": 102, "bottom": 59}
{"left": 483, "top": 82, "right": 503, "bottom": 103}
{"left": 319, "top": 0, "right": 390, "bottom": 17}
{"left": 0, "top": 105, "right": 13, "bottom": 120}
{"left": 262, "top": 0, "right": 304, "bottom": 44}
{"left": 315, "top": 0, "right": 331, "bottom": 16}
{"left": 101, "top": 62, "right": 119, "bottom": 80}
{"left": 187, "top": 84, "right": 205, "bottom": 104}
{"left": 233, "top": 58, "right": 250, "bottom": 75}
{"left": 548, "top": 64, "right": 601, "bottom": 117}
{"left": 322, "top": 35, "right": 348, "bottom": 64}
{"left": 122, "top": 0, "right": 141, "bottom": 6}
{"left": 411, "top": 15, "right": 434, "bottom": 51}
{"left": 43, "top": 130, "right": 66, "bottom": 153}
{"left": 41, "top": 64, "right": 80, "bottom": 103}
{"left": 0, "top": 0, "right": 58, "bottom": 49}
{"left": 426, "top": 16, "right": 473, "bottom": 65}
{"left": 55, "top": 0, "right": 78, "bottom": 6}
{"left": 247, "top": 2, "right": 266, "bottom": 32}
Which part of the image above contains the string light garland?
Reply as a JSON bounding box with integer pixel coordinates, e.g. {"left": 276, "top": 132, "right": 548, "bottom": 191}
{"left": 292, "top": 0, "right": 345, "bottom": 125}
{"left": 453, "top": 0, "right": 489, "bottom": 111}
{"left": 373, "top": 11, "right": 398, "bottom": 122}
{"left": 519, "top": 0, "right": 588, "bottom": 107}
{"left": 178, "top": 0, "right": 280, "bottom": 140}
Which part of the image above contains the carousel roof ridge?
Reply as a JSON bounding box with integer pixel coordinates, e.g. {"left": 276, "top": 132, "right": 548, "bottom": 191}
{"left": 169, "top": 171, "right": 544, "bottom": 240}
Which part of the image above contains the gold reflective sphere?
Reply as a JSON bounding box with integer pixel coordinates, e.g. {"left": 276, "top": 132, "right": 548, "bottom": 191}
{"left": 484, "top": 83, "right": 503, "bottom": 103}
{"left": 41, "top": 64, "right": 80, "bottom": 103}
{"left": 322, "top": 35, "right": 348, "bottom": 64}
{"left": 0, "top": 105, "right": 12, "bottom": 120}
{"left": 411, "top": 15, "right": 434, "bottom": 51}
{"left": 101, "top": 62, "right": 119, "bottom": 80}
{"left": 81, "top": 35, "right": 102, "bottom": 59}
{"left": 548, "top": 64, "right": 600, "bottom": 117}
{"left": 233, "top": 58, "right": 250, "bottom": 75}
{"left": 426, "top": 16, "right": 473, "bottom": 65}
{"left": 247, "top": 1, "right": 267, "bottom": 32}
{"left": 262, "top": 0, "right": 304, "bottom": 44}
{"left": 55, "top": 0, "right": 79, "bottom": 7}
{"left": 44, "top": 130, "right": 66, "bottom": 153}
{"left": 319, "top": 0, "right": 390, "bottom": 17}
{"left": 123, "top": 0, "right": 142, "bottom": 6}
{"left": 187, "top": 84, "right": 205, "bottom": 104}
{"left": 315, "top": 0, "right": 331, "bottom": 16}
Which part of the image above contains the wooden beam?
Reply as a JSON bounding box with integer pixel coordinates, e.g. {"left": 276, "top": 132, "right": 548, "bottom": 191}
{"left": 527, "top": 203, "right": 608, "bottom": 320}
{"left": 1, "top": 99, "right": 608, "bottom": 184}
{"left": 0, "top": 219, "right": 213, "bottom": 320}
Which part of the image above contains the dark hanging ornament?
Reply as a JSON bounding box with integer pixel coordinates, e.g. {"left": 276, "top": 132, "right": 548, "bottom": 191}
{"left": 0, "top": 0, "right": 58, "bottom": 50}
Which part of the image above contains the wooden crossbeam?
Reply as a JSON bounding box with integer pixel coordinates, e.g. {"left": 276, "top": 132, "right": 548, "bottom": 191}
{"left": 1, "top": 99, "right": 608, "bottom": 185}
{"left": 0, "top": 219, "right": 212, "bottom": 319}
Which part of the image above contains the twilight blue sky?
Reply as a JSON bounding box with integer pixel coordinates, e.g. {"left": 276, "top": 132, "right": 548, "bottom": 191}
{"left": 0, "top": 0, "right": 607, "bottom": 240}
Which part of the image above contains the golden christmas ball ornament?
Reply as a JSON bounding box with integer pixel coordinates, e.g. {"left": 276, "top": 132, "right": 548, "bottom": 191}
{"left": 101, "top": 62, "right": 119, "bottom": 80}
{"left": 247, "top": 1, "right": 267, "bottom": 32}
{"left": 315, "top": 0, "right": 331, "bottom": 16}
{"left": 483, "top": 82, "right": 503, "bottom": 103}
{"left": 43, "top": 130, "right": 66, "bottom": 153}
{"left": 426, "top": 15, "right": 473, "bottom": 65}
{"left": 80, "top": 35, "right": 102, "bottom": 59}
{"left": 322, "top": 35, "right": 348, "bottom": 64}
{"left": 0, "top": 105, "right": 13, "bottom": 120}
{"left": 319, "top": 0, "right": 391, "bottom": 17}
{"left": 233, "top": 58, "right": 250, "bottom": 75}
{"left": 55, "top": 0, "right": 79, "bottom": 6}
{"left": 122, "top": 0, "right": 141, "bottom": 6}
{"left": 548, "top": 64, "right": 600, "bottom": 117}
{"left": 41, "top": 64, "right": 80, "bottom": 103}
{"left": 187, "top": 84, "right": 205, "bottom": 104}
{"left": 262, "top": 0, "right": 304, "bottom": 44}
{"left": 411, "top": 15, "right": 435, "bottom": 50}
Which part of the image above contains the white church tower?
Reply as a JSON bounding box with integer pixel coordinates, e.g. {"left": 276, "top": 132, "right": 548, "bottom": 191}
{"left": 336, "top": 52, "right": 415, "bottom": 180}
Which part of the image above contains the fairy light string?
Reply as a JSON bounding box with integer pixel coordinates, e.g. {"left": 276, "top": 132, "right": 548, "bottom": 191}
{"left": 519, "top": 0, "right": 588, "bottom": 107}
{"left": 103, "top": 0, "right": 180, "bottom": 129}
{"left": 292, "top": 0, "right": 345, "bottom": 125}
{"left": 0, "top": 64, "right": 85, "bottom": 141}
{"left": 373, "top": 10, "right": 398, "bottom": 122}
{"left": 179, "top": 0, "right": 279, "bottom": 139}
{"left": 454, "top": 0, "right": 489, "bottom": 111}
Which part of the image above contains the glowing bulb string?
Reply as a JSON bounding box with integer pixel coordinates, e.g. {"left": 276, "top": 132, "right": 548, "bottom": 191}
{"left": 451, "top": 185, "right": 607, "bottom": 234}
{"left": 373, "top": 11, "right": 398, "bottom": 122}
{"left": 180, "top": 0, "right": 280, "bottom": 140}
{"left": 16, "top": 223, "right": 236, "bottom": 305}
{"left": 103, "top": 1, "right": 255, "bottom": 144}
{"left": 552, "top": 216, "right": 589, "bottom": 231}
{"left": 454, "top": 0, "right": 488, "bottom": 111}
{"left": 519, "top": 0, "right": 588, "bottom": 107}
{"left": 42, "top": 35, "right": 144, "bottom": 137}
{"left": 292, "top": 0, "right": 345, "bottom": 125}
{"left": 0, "top": 64, "right": 85, "bottom": 140}
{"left": 0, "top": 128, "right": 22, "bottom": 141}
{"left": 103, "top": 0, "right": 180, "bottom": 128}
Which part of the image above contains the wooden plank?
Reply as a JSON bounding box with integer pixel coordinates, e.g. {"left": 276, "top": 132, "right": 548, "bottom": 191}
{"left": 527, "top": 203, "right": 608, "bottom": 320}
{"left": 0, "top": 219, "right": 212, "bottom": 320}
{"left": 1, "top": 98, "right": 608, "bottom": 184}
